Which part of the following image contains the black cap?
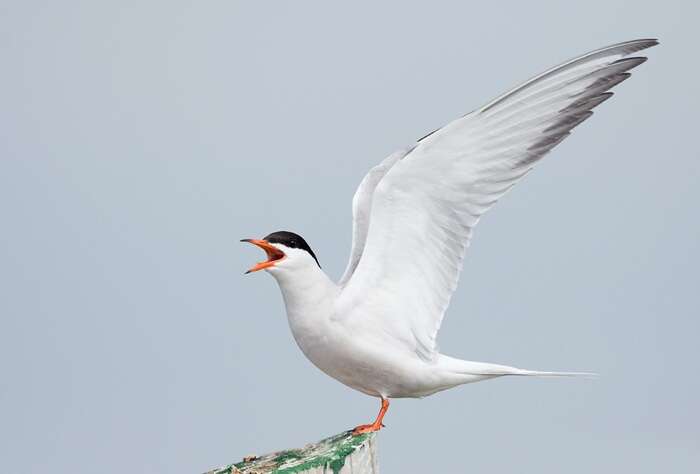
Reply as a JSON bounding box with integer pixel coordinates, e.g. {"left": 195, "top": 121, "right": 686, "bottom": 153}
{"left": 264, "top": 231, "right": 321, "bottom": 268}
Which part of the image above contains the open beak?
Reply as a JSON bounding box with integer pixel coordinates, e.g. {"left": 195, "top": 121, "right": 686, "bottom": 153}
{"left": 241, "top": 239, "right": 286, "bottom": 274}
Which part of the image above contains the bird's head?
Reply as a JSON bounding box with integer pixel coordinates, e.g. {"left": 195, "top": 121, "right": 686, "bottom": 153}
{"left": 241, "top": 231, "right": 321, "bottom": 276}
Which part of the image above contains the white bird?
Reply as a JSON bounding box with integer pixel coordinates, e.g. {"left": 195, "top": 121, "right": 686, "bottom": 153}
{"left": 242, "top": 39, "right": 657, "bottom": 435}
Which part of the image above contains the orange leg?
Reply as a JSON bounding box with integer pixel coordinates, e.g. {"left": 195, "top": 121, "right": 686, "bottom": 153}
{"left": 352, "top": 398, "right": 389, "bottom": 436}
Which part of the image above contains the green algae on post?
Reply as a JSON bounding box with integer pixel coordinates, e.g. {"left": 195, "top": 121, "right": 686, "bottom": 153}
{"left": 205, "top": 430, "right": 377, "bottom": 474}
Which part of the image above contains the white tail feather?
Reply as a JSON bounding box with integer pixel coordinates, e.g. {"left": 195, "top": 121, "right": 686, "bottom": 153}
{"left": 438, "top": 355, "right": 597, "bottom": 379}
{"left": 512, "top": 369, "right": 598, "bottom": 378}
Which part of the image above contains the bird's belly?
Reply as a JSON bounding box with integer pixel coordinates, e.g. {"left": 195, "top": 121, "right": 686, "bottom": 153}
{"left": 289, "top": 320, "right": 439, "bottom": 398}
{"left": 306, "top": 343, "right": 389, "bottom": 396}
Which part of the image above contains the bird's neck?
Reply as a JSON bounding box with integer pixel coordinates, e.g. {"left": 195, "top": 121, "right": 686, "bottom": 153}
{"left": 270, "top": 265, "right": 339, "bottom": 322}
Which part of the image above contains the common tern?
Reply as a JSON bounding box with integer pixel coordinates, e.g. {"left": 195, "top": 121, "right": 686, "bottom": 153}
{"left": 242, "top": 39, "right": 657, "bottom": 435}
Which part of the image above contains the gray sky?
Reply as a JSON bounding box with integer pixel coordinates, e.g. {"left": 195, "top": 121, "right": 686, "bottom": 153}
{"left": 1, "top": 1, "right": 698, "bottom": 473}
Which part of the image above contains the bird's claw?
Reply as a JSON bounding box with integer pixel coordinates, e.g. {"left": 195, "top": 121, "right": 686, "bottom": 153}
{"left": 351, "top": 423, "right": 384, "bottom": 436}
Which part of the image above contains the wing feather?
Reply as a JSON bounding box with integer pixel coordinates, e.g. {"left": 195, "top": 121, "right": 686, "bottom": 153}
{"left": 338, "top": 39, "right": 657, "bottom": 360}
{"left": 338, "top": 147, "right": 414, "bottom": 285}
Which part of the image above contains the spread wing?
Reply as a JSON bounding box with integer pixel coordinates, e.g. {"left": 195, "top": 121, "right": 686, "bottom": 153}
{"left": 337, "top": 39, "right": 657, "bottom": 360}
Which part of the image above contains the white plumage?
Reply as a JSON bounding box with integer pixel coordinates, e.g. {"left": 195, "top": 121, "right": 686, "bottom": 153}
{"left": 243, "top": 39, "right": 657, "bottom": 433}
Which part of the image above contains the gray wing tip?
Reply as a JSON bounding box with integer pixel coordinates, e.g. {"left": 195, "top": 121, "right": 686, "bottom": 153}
{"left": 582, "top": 38, "right": 659, "bottom": 63}
{"left": 619, "top": 38, "right": 659, "bottom": 48}
{"left": 639, "top": 37, "right": 660, "bottom": 45}
{"left": 617, "top": 38, "right": 659, "bottom": 54}
{"left": 419, "top": 38, "right": 658, "bottom": 143}
{"left": 629, "top": 37, "right": 659, "bottom": 45}
{"left": 612, "top": 56, "right": 648, "bottom": 67}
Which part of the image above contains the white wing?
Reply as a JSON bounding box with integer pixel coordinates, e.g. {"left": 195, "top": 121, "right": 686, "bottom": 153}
{"left": 338, "top": 147, "right": 413, "bottom": 285}
{"left": 338, "top": 39, "right": 657, "bottom": 361}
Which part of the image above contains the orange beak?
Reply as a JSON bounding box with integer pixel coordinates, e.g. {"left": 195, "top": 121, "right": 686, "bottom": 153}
{"left": 241, "top": 239, "right": 286, "bottom": 274}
